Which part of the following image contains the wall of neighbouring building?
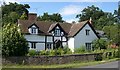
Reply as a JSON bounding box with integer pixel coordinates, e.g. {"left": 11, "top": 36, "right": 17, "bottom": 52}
{"left": 74, "top": 24, "right": 98, "bottom": 50}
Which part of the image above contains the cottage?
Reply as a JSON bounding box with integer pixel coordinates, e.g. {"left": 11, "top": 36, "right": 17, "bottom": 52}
{"left": 18, "top": 13, "right": 99, "bottom": 52}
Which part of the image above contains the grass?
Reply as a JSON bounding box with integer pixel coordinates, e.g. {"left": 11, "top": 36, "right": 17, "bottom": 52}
{"left": 3, "top": 58, "right": 119, "bottom": 68}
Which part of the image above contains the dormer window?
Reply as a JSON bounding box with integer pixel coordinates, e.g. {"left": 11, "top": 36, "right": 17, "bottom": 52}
{"left": 31, "top": 28, "right": 37, "bottom": 34}
{"left": 28, "top": 24, "right": 39, "bottom": 34}
{"left": 54, "top": 27, "right": 61, "bottom": 36}
{"left": 55, "top": 29, "right": 60, "bottom": 36}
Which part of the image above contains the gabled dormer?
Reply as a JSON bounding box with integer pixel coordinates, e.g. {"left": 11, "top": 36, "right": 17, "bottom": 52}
{"left": 28, "top": 23, "right": 39, "bottom": 34}
{"left": 48, "top": 23, "right": 66, "bottom": 36}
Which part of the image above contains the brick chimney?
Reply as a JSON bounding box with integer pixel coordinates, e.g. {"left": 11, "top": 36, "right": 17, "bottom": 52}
{"left": 28, "top": 13, "right": 37, "bottom": 21}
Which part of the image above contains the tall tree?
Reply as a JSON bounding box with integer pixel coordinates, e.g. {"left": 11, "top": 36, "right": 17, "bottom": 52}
{"left": 2, "top": 23, "right": 29, "bottom": 56}
{"left": 76, "top": 5, "right": 115, "bottom": 29}
{"left": 1, "top": 2, "right": 30, "bottom": 25}
{"left": 76, "top": 5, "right": 104, "bottom": 22}
{"left": 37, "top": 12, "right": 64, "bottom": 22}
{"left": 102, "top": 24, "right": 120, "bottom": 46}
{"left": 20, "top": 12, "right": 27, "bottom": 20}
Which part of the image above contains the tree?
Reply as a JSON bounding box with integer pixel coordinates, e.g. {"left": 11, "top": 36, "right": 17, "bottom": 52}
{"left": 76, "top": 5, "right": 115, "bottom": 30}
{"left": 102, "top": 24, "right": 120, "bottom": 46}
{"left": 2, "top": 23, "right": 29, "bottom": 56}
{"left": 37, "top": 12, "right": 64, "bottom": 22}
{"left": 1, "top": 2, "right": 30, "bottom": 25}
{"left": 76, "top": 5, "right": 104, "bottom": 22}
{"left": 20, "top": 12, "right": 27, "bottom": 20}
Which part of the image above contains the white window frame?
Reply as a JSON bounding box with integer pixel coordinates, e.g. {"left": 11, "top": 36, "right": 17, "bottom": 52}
{"left": 54, "top": 27, "right": 61, "bottom": 36}
{"left": 85, "top": 43, "right": 92, "bottom": 50}
{"left": 86, "top": 29, "right": 90, "bottom": 36}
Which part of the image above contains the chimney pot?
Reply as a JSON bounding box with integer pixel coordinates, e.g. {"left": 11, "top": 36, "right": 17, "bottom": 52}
{"left": 89, "top": 17, "right": 92, "bottom": 24}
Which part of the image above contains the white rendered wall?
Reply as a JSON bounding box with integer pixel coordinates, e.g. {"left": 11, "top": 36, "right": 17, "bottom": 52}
{"left": 68, "top": 37, "right": 74, "bottom": 52}
{"left": 29, "top": 43, "right": 45, "bottom": 51}
{"left": 25, "top": 35, "right": 45, "bottom": 50}
{"left": 47, "top": 36, "right": 52, "bottom": 42}
{"left": 25, "top": 35, "right": 45, "bottom": 42}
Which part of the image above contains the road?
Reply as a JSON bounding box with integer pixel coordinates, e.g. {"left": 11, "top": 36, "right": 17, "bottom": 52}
{"left": 81, "top": 61, "right": 119, "bottom": 68}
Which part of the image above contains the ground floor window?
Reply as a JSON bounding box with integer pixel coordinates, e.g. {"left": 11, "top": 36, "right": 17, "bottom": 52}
{"left": 31, "top": 42, "right": 36, "bottom": 49}
{"left": 85, "top": 43, "right": 92, "bottom": 50}
{"left": 46, "top": 43, "right": 52, "bottom": 50}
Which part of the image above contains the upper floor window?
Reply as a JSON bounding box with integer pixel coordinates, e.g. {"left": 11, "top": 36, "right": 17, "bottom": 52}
{"left": 54, "top": 29, "right": 60, "bottom": 36}
{"left": 86, "top": 29, "right": 90, "bottom": 35}
{"left": 28, "top": 24, "right": 38, "bottom": 34}
{"left": 31, "top": 28, "right": 37, "bottom": 34}
{"left": 54, "top": 27, "right": 61, "bottom": 36}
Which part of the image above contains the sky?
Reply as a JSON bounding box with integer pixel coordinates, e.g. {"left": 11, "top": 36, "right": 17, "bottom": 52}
{"left": 20, "top": 2, "right": 118, "bottom": 23}
{"left": 1, "top": 0, "right": 119, "bottom": 23}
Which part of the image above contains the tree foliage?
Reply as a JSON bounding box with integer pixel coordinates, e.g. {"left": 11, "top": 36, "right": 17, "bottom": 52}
{"left": 2, "top": 2, "right": 30, "bottom": 25}
{"left": 2, "top": 23, "right": 29, "bottom": 56}
{"left": 76, "top": 5, "right": 115, "bottom": 30}
{"left": 102, "top": 24, "right": 120, "bottom": 45}
{"left": 19, "top": 12, "right": 27, "bottom": 20}
{"left": 37, "top": 12, "right": 64, "bottom": 22}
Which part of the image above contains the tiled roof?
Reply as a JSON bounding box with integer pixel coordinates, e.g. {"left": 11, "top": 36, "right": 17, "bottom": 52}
{"left": 18, "top": 19, "right": 96, "bottom": 37}
{"left": 68, "top": 20, "right": 88, "bottom": 37}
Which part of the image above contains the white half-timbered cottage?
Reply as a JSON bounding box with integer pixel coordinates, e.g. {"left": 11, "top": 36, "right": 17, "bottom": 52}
{"left": 18, "top": 13, "right": 99, "bottom": 52}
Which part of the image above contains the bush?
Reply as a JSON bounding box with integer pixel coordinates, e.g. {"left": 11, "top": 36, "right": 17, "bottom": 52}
{"left": 63, "top": 46, "right": 72, "bottom": 54}
{"left": 75, "top": 46, "right": 86, "bottom": 53}
{"left": 92, "top": 39, "right": 107, "bottom": 50}
{"left": 56, "top": 48, "right": 64, "bottom": 55}
{"left": 114, "top": 49, "right": 119, "bottom": 58}
{"left": 49, "top": 50, "right": 56, "bottom": 56}
{"left": 95, "top": 54, "right": 102, "bottom": 61}
{"left": 102, "top": 52, "right": 107, "bottom": 60}
{"left": 39, "top": 50, "right": 49, "bottom": 55}
{"left": 28, "top": 50, "right": 36, "bottom": 56}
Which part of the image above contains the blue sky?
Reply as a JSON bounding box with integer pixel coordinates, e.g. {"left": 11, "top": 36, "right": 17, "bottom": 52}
{"left": 20, "top": 2, "right": 118, "bottom": 23}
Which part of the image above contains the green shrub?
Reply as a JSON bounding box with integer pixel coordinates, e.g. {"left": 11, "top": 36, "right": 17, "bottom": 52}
{"left": 57, "top": 48, "right": 64, "bottom": 55}
{"left": 75, "top": 46, "right": 86, "bottom": 53}
{"left": 28, "top": 50, "right": 36, "bottom": 56}
{"left": 49, "top": 50, "right": 56, "bottom": 56}
{"left": 95, "top": 54, "right": 102, "bottom": 61}
{"left": 39, "top": 50, "right": 47, "bottom": 55}
{"left": 114, "top": 49, "right": 119, "bottom": 58}
{"left": 63, "top": 46, "right": 72, "bottom": 54}
{"left": 92, "top": 39, "right": 107, "bottom": 50}
{"left": 102, "top": 52, "right": 107, "bottom": 60}
{"left": 108, "top": 52, "right": 112, "bottom": 59}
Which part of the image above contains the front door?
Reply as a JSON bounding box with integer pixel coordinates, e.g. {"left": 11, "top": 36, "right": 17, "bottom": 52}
{"left": 54, "top": 39, "right": 63, "bottom": 49}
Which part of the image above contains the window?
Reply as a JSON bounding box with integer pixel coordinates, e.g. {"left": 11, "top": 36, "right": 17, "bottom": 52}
{"left": 54, "top": 29, "right": 61, "bottom": 36}
{"left": 86, "top": 29, "right": 90, "bottom": 35}
{"left": 46, "top": 43, "right": 52, "bottom": 49}
{"left": 31, "top": 28, "right": 37, "bottom": 34}
{"left": 85, "top": 43, "right": 91, "bottom": 50}
{"left": 31, "top": 42, "right": 36, "bottom": 49}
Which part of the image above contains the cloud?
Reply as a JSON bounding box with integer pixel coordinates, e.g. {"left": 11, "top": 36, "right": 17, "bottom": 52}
{"left": 59, "top": 5, "right": 85, "bottom": 16}
{"left": 65, "top": 18, "right": 79, "bottom": 23}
